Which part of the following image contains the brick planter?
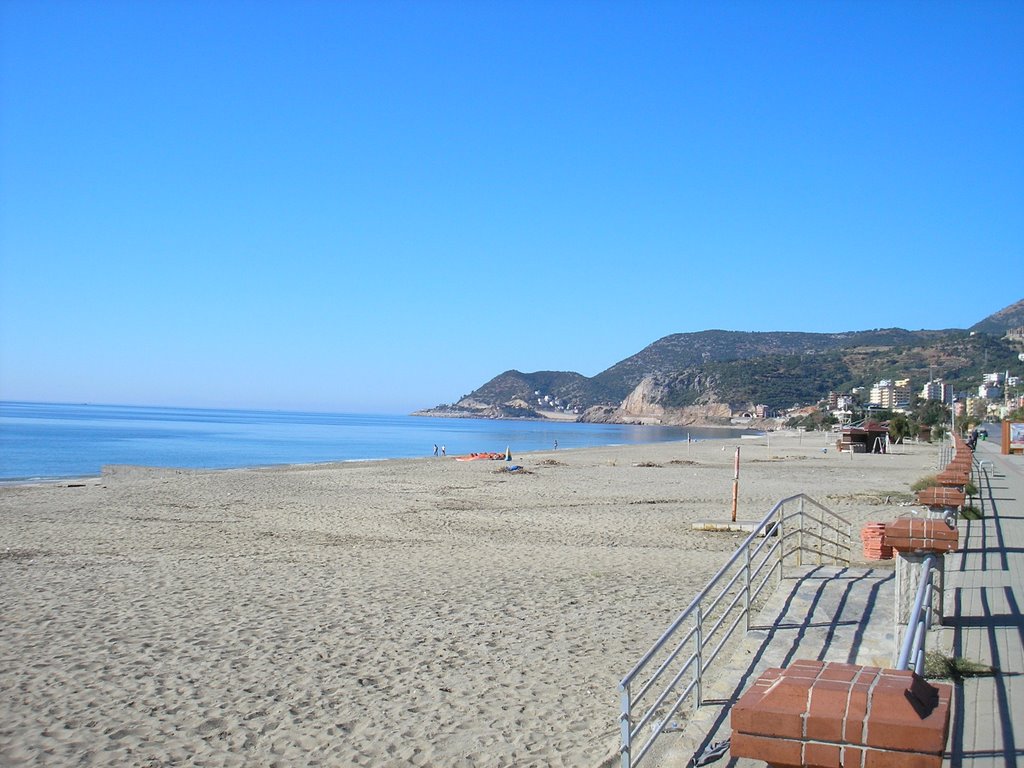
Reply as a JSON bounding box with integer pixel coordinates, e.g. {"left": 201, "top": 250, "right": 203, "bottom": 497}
{"left": 914, "top": 487, "right": 966, "bottom": 512}
{"left": 731, "top": 660, "right": 951, "bottom": 768}
{"left": 935, "top": 468, "right": 970, "bottom": 487}
{"left": 884, "top": 518, "right": 959, "bottom": 555}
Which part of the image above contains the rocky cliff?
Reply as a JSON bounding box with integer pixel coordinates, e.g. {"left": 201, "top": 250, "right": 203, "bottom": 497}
{"left": 580, "top": 376, "right": 743, "bottom": 426}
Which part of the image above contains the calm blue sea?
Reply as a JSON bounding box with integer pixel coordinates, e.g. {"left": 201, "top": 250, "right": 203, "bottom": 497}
{"left": 0, "top": 401, "right": 755, "bottom": 482}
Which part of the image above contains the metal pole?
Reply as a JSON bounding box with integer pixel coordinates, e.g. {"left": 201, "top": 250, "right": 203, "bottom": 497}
{"left": 777, "top": 506, "right": 785, "bottom": 583}
{"left": 797, "top": 498, "right": 804, "bottom": 567}
{"left": 693, "top": 603, "right": 704, "bottom": 708}
{"left": 897, "top": 555, "right": 935, "bottom": 670}
{"left": 619, "top": 685, "right": 631, "bottom": 768}
{"left": 731, "top": 447, "right": 740, "bottom": 523}
{"left": 744, "top": 544, "right": 752, "bottom": 631}
{"left": 817, "top": 505, "right": 823, "bottom": 565}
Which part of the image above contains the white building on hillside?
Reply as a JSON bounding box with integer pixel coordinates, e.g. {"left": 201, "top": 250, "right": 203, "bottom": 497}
{"left": 920, "top": 379, "right": 950, "bottom": 403}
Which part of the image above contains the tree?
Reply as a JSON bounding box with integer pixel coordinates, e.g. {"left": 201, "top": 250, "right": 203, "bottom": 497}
{"left": 889, "top": 413, "right": 912, "bottom": 443}
{"left": 915, "top": 399, "right": 949, "bottom": 428}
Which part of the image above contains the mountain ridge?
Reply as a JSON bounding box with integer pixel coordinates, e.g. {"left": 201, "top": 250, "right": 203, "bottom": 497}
{"left": 416, "top": 299, "right": 1024, "bottom": 424}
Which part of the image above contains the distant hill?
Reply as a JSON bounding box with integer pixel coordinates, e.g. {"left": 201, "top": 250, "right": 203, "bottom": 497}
{"left": 416, "top": 298, "right": 1024, "bottom": 422}
{"left": 589, "top": 328, "right": 950, "bottom": 404}
{"left": 461, "top": 369, "right": 616, "bottom": 411}
{"left": 970, "top": 299, "right": 1024, "bottom": 335}
{"left": 657, "top": 331, "right": 1021, "bottom": 410}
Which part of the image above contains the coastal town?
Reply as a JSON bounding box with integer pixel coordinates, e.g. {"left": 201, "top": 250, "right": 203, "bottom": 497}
{"left": 779, "top": 365, "right": 1024, "bottom": 435}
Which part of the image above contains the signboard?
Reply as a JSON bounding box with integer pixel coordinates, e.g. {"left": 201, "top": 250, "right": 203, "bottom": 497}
{"left": 1011, "top": 422, "right": 1024, "bottom": 450}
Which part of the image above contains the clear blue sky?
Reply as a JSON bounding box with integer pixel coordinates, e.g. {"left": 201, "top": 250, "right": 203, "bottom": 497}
{"left": 2, "top": 1, "right": 1022, "bottom": 413}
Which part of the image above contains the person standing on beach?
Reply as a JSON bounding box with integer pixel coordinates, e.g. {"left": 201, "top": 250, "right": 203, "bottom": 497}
{"left": 433, "top": 444, "right": 438, "bottom": 456}
{"left": 554, "top": 439, "right": 558, "bottom": 449}
{"left": 441, "top": 445, "right": 446, "bottom": 456}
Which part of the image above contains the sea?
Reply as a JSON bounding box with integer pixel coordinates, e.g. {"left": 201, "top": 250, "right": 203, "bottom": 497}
{"left": 0, "top": 401, "right": 756, "bottom": 482}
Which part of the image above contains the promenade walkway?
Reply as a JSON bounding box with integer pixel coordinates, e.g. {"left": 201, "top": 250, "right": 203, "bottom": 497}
{"left": 646, "top": 439, "right": 1023, "bottom": 768}
{"left": 939, "top": 440, "right": 1024, "bottom": 767}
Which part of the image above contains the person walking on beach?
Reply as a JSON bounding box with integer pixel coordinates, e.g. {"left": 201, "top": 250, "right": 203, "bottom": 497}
{"left": 433, "top": 444, "right": 438, "bottom": 456}
{"left": 554, "top": 439, "right": 558, "bottom": 449}
{"left": 441, "top": 445, "right": 446, "bottom": 456}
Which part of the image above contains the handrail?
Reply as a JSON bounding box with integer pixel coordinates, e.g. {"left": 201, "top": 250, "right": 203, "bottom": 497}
{"left": 976, "top": 462, "right": 991, "bottom": 518}
{"left": 618, "top": 494, "right": 851, "bottom": 768}
{"left": 896, "top": 553, "right": 936, "bottom": 674}
{"left": 898, "top": 434, "right": 977, "bottom": 671}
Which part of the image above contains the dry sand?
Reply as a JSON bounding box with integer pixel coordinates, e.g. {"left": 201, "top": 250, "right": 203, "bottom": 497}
{"left": 0, "top": 432, "right": 939, "bottom": 767}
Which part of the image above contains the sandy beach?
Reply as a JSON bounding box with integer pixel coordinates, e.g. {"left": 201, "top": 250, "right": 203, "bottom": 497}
{"left": 0, "top": 431, "right": 940, "bottom": 767}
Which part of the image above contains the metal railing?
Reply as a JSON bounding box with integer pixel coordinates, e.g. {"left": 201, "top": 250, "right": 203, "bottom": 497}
{"left": 617, "top": 494, "right": 851, "bottom": 768}
{"left": 976, "top": 461, "right": 992, "bottom": 518}
{"left": 896, "top": 553, "right": 937, "bottom": 675}
{"left": 901, "top": 434, "right": 980, "bottom": 673}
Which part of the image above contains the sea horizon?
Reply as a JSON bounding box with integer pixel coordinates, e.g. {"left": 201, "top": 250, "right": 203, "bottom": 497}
{"left": 0, "top": 400, "right": 758, "bottom": 482}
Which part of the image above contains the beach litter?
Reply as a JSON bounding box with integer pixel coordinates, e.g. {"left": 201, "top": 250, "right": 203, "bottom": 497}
{"left": 691, "top": 738, "right": 730, "bottom": 766}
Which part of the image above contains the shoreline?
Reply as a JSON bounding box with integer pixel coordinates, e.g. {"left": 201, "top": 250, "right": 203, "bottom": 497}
{"left": 412, "top": 406, "right": 778, "bottom": 431}
{"left": 2, "top": 402, "right": 765, "bottom": 485}
{"left": 0, "top": 427, "right": 768, "bottom": 487}
{"left": 1, "top": 433, "right": 938, "bottom": 767}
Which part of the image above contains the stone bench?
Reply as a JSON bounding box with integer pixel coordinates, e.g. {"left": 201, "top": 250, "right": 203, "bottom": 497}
{"left": 731, "top": 659, "right": 951, "bottom": 768}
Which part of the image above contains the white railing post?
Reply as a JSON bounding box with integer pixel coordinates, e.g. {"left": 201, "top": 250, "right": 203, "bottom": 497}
{"left": 797, "top": 497, "right": 804, "bottom": 566}
{"left": 744, "top": 543, "right": 752, "bottom": 631}
{"left": 693, "top": 603, "right": 703, "bottom": 708}
{"left": 619, "top": 684, "right": 631, "bottom": 768}
{"left": 777, "top": 505, "right": 785, "bottom": 583}
{"left": 817, "top": 502, "right": 823, "bottom": 565}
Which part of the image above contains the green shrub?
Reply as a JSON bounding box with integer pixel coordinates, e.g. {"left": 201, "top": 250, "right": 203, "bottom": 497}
{"left": 961, "top": 506, "right": 983, "bottom": 520}
{"left": 923, "top": 651, "right": 995, "bottom": 680}
{"left": 911, "top": 475, "right": 938, "bottom": 492}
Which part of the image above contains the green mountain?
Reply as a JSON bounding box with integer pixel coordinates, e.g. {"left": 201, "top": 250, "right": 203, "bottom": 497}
{"left": 590, "top": 328, "right": 950, "bottom": 404}
{"left": 460, "top": 369, "right": 616, "bottom": 411}
{"left": 658, "top": 332, "right": 1021, "bottom": 410}
{"left": 418, "top": 299, "right": 1024, "bottom": 420}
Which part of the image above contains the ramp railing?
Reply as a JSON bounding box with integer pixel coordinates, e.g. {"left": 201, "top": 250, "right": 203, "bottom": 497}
{"left": 617, "top": 494, "right": 851, "bottom": 768}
